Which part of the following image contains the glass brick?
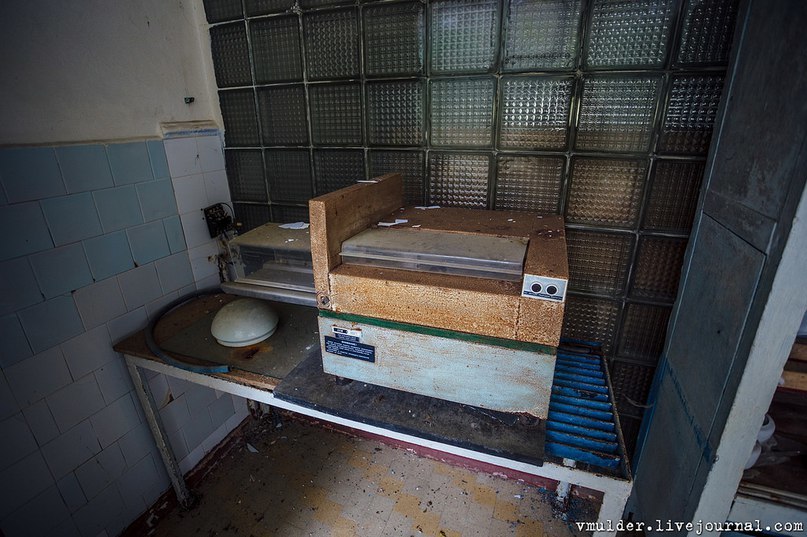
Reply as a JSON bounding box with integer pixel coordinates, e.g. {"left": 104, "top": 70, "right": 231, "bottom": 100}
{"left": 209, "top": 23, "right": 252, "bottom": 88}
{"left": 586, "top": 0, "right": 677, "bottom": 68}
{"left": 314, "top": 150, "right": 365, "bottom": 194}
{"left": 250, "top": 16, "right": 303, "bottom": 83}
{"left": 309, "top": 83, "right": 362, "bottom": 146}
{"left": 303, "top": 9, "right": 359, "bottom": 80}
{"left": 499, "top": 76, "right": 573, "bottom": 150}
{"left": 503, "top": 0, "right": 583, "bottom": 70}
{"left": 565, "top": 229, "right": 633, "bottom": 295}
{"left": 204, "top": 0, "right": 243, "bottom": 23}
{"left": 367, "top": 80, "right": 423, "bottom": 146}
{"left": 495, "top": 155, "right": 564, "bottom": 213}
{"left": 265, "top": 150, "right": 312, "bottom": 203}
{"left": 257, "top": 85, "right": 309, "bottom": 145}
{"left": 618, "top": 303, "right": 671, "bottom": 361}
{"left": 677, "top": 0, "right": 739, "bottom": 65}
{"left": 364, "top": 2, "right": 424, "bottom": 76}
{"left": 245, "top": 0, "right": 295, "bottom": 16}
{"left": 225, "top": 150, "right": 267, "bottom": 202}
{"left": 300, "top": 0, "right": 352, "bottom": 7}
{"left": 430, "top": 0, "right": 499, "bottom": 74}
{"left": 643, "top": 160, "right": 705, "bottom": 232}
{"left": 234, "top": 203, "right": 271, "bottom": 232}
{"left": 659, "top": 74, "right": 724, "bottom": 155}
{"left": 610, "top": 360, "right": 655, "bottom": 417}
{"left": 369, "top": 150, "right": 425, "bottom": 205}
{"left": 271, "top": 204, "right": 310, "bottom": 223}
{"left": 576, "top": 75, "right": 661, "bottom": 153}
{"left": 631, "top": 236, "right": 688, "bottom": 302}
{"left": 431, "top": 78, "right": 495, "bottom": 147}
{"left": 566, "top": 158, "right": 647, "bottom": 228}
{"left": 219, "top": 90, "right": 260, "bottom": 147}
{"left": 561, "top": 294, "right": 620, "bottom": 355}
{"left": 428, "top": 152, "right": 490, "bottom": 208}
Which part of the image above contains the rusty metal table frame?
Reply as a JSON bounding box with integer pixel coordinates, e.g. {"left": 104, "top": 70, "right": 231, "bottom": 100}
{"left": 125, "top": 351, "right": 632, "bottom": 537}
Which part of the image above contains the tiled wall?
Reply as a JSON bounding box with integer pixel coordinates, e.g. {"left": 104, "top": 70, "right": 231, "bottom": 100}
{"left": 0, "top": 134, "right": 248, "bottom": 537}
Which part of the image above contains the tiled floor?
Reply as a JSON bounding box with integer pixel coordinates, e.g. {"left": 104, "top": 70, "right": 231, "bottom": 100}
{"left": 151, "top": 416, "right": 588, "bottom": 536}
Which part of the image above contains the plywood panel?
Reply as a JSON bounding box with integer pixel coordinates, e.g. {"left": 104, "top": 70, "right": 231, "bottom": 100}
{"left": 308, "top": 173, "right": 403, "bottom": 303}
{"left": 329, "top": 264, "right": 522, "bottom": 341}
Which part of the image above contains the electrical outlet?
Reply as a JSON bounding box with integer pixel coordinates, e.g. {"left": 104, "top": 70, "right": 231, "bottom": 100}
{"left": 202, "top": 203, "right": 232, "bottom": 238}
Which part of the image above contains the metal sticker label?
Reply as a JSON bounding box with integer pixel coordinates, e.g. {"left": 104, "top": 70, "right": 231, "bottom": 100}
{"left": 521, "top": 274, "right": 568, "bottom": 303}
{"left": 332, "top": 325, "right": 362, "bottom": 342}
{"left": 324, "top": 336, "right": 376, "bottom": 362}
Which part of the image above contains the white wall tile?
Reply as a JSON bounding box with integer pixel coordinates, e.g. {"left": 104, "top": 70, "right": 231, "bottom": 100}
{"left": 93, "top": 358, "right": 133, "bottom": 405}
{"left": 179, "top": 210, "right": 212, "bottom": 249}
{"left": 196, "top": 135, "right": 225, "bottom": 173}
{"left": 172, "top": 173, "right": 208, "bottom": 215}
{"left": 106, "top": 307, "right": 147, "bottom": 344}
{"left": 22, "top": 399, "right": 59, "bottom": 446}
{"left": 40, "top": 419, "right": 101, "bottom": 480}
{"left": 5, "top": 347, "right": 72, "bottom": 407}
{"left": 74, "top": 443, "right": 126, "bottom": 500}
{"left": 0, "top": 413, "right": 38, "bottom": 470}
{"left": 117, "top": 423, "right": 157, "bottom": 468}
{"left": 117, "top": 264, "right": 162, "bottom": 311}
{"left": 60, "top": 325, "right": 118, "bottom": 381}
{"left": 47, "top": 375, "right": 106, "bottom": 433}
{"left": 163, "top": 137, "right": 200, "bottom": 178}
{"left": 73, "top": 278, "right": 127, "bottom": 331}
{"left": 203, "top": 170, "right": 231, "bottom": 205}
{"left": 188, "top": 240, "right": 220, "bottom": 282}
{"left": 90, "top": 393, "right": 140, "bottom": 448}
{"left": 0, "top": 451, "right": 55, "bottom": 519}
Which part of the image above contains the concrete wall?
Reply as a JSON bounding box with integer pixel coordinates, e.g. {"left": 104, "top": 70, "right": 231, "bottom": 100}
{"left": 0, "top": 0, "right": 221, "bottom": 145}
{"left": 0, "top": 2, "right": 250, "bottom": 536}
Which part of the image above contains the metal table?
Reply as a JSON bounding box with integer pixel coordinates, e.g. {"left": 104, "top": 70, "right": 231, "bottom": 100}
{"left": 117, "top": 294, "right": 632, "bottom": 537}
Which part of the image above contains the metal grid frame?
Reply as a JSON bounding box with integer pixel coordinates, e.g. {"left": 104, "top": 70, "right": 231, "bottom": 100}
{"left": 204, "top": 0, "right": 739, "bottom": 453}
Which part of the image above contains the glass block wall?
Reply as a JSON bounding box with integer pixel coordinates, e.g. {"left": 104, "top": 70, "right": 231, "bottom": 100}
{"left": 203, "top": 0, "right": 739, "bottom": 453}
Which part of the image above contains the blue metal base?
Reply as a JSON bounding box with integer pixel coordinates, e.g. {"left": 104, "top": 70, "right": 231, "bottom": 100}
{"left": 546, "top": 339, "right": 630, "bottom": 478}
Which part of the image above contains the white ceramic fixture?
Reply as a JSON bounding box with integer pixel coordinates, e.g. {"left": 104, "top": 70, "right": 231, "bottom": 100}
{"left": 210, "top": 298, "right": 279, "bottom": 347}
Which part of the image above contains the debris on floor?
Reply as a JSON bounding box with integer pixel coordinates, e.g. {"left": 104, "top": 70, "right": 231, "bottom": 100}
{"left": 149, "top": 416, "right": 592, "bottom": 536}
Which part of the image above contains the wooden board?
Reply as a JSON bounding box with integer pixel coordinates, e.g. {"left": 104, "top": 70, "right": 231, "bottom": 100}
{"left": 329, "top": 263, "right": 522, "bottom": 341}
{"left": 788, "top": 341, "right": 807, "bottom": 362}
{"left": 517, "top": 225, "right": 568, "bottom": 346}
{"left": 308, "top": 173, "right": 403, "bottom": 305}
{"left": 158, "top": 301, "right": 319, "bottom": 379}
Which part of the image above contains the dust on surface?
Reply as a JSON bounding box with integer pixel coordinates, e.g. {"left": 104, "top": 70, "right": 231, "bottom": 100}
{"left": 150, "top": 416, "right": 592, "bottom": 536}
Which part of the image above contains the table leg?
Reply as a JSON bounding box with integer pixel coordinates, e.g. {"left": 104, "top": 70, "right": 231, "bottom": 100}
{"left": 126, "top": 357, "right": 196, "bottom": 508}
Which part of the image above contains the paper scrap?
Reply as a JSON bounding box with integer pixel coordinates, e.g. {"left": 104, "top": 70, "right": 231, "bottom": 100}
{"left": 378, "top": 219, "right": 409, "bottom": 227}
{"left": 356, "top": 180, "right": 378, "bottom": 183}
{"left": 246, "top": 443, "right": 259, "bottom": 453}
{"left": 415, "top": 205, "right": 441, "bottom": 210}
{"left": 411, "top": 224, "right": 421, "bottom": 228}
{"left": 279, "top": 222, "right": 309, "bottom": 230}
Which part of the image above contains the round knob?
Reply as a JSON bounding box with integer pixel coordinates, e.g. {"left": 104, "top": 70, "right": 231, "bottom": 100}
{"left": 546, "top": 285, "right": 558, "bottom": 295}
{"left": 531, "top": 282, "right": 542, "bottom": 293}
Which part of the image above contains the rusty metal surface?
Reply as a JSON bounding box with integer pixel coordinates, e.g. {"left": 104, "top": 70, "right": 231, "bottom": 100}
{"left": 158, "top": 300, "right": 320, "bottom": 379}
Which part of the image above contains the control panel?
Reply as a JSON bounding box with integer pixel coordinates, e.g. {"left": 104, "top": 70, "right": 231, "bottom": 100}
{"left": 202, "top": 203, "right": 233, "bottom": 238}
{"left": 521, "top": 274, "right": 567, "bottom": 303}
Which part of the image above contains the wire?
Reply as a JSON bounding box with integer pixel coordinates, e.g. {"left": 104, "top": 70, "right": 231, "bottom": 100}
{"left": 145, "top": 289, "right": 231, "bottom": 375}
